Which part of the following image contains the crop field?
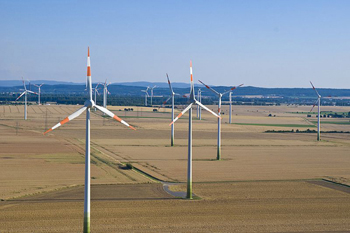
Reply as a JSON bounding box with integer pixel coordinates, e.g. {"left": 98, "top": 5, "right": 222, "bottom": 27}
{"left": 0, "top": 104, "right": 350, "bottom": 232}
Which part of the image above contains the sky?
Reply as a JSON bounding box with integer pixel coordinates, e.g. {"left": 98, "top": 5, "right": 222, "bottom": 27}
{"left": 1, "top": 0, "right": 350, "bottom": 88}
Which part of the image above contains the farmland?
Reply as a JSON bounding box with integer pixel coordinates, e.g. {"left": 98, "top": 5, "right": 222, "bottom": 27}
{"left": 0, "top": 104, "right": 350, "bottom": 232}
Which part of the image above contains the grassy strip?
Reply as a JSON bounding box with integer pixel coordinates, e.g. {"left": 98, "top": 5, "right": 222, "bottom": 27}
{"left": 265, "top": 129, "right": 350, "bottom": 133}
{"left": 309, "top": 121, "right": 350, "bottom": 125}
{"left": 192, "top": 178, "right": 323, "bottom": 184}
{"left": 233, "top": 123, "right": 316, "bottom": 128}
{"left": 289, "top": 111, "right": 349, "bottom": 115}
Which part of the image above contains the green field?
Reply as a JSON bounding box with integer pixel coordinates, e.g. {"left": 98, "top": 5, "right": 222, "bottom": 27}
{"left": 290, "top": 111, "right": 350, "bottom": 115}
{"left": 310, "top": 121, "right": 350, "bottom": 125}
{"left": 233, "top": 123, "right": 316, "bottom": 128}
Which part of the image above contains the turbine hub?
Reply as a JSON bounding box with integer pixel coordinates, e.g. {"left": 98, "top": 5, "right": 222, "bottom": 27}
{"left": 84, "top": 99, "right": 95, "bottom": 108}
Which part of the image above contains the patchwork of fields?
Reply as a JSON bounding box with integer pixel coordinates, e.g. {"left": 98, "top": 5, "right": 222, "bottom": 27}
{"left": 0, "top": 104, "right": 350, "bottom": 232}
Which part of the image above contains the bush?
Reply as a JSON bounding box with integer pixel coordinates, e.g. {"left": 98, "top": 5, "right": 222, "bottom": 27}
{"left": 125, "top": 163, "right": 133, "bottom": 170}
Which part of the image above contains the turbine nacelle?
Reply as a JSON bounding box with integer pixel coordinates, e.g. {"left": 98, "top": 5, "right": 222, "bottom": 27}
{"left": 84, "top": 99, "right": 95, "bottom": 108}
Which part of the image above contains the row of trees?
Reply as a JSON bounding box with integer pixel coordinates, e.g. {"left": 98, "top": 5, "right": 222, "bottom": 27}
{"left": 0, "top": 93, "right": 350, "bottom": 107}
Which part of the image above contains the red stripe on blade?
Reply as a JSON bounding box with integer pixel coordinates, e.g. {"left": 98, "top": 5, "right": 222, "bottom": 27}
{"left": 113, "top": 115, "right": 122, "bottom": 122}
{"left": 60, "top": 117, "right": 69, "bottom": 125}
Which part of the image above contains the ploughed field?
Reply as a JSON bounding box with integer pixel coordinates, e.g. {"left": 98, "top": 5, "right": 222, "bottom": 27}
{"left": 0, "top": 104, "right": 350, "bottom": 232}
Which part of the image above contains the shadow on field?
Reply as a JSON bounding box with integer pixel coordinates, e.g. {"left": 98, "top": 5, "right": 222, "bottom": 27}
{"left": 7, "top": 183, "right": 175, "bottom": 203}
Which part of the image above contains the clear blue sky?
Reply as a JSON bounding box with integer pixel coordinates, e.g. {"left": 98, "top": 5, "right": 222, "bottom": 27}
{"left": 1, "top": 0, "right": 350, "bottom": 88}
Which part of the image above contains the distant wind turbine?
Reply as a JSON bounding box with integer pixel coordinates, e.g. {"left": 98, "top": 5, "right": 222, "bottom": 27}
{"left": 198, "top": 80, "right": 243, "bottom": 160}
{"left": 33, "top": 83, "right": 44, "bottom": 105}
{"left": 93, "top": 83, "right": 101, "bottom": 111}
{"left": 150, "top": 85, "right": 157, "bottom": 106}
{"left": 44, "top": 48, "right": 136, "bottom": 233}
{"left": 141, "top": 87, "right": 150, "bottom": 106}
{"left": 310, "top": 81, "right": 321, "bottom": 141}
{"left": 103, "top": 80, "right": 111, "bottom": 108}
{"left": 197, "top": 88, "right": 202, "bottom": 119}
{"left": 16, "top": 78, "right": 38, "bottom": 120}
{"left": 166, "top": 74, "right": 176, "bottom": 146}
{"left": 229, "top": 91, "right": 232, "bottom": 123}
{"left": 170, "top": 61, "right": 220, "bottom": 199}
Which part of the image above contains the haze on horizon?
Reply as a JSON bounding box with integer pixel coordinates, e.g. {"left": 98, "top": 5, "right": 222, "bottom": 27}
{"left": 1, "top": 0, "right": 349, "bottom": 88}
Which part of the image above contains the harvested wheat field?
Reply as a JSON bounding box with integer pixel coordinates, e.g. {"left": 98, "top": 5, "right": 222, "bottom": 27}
{"left": 0, "top": 104, "right": 350, "bottom": 232}
{"left": 0, "top": 181, "right": 350, "bottom": 232}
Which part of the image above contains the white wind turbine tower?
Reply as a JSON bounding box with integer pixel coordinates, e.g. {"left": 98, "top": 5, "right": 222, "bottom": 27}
{"left": 33, "top": 83, "right": 44, "bottom": 105}
{"left": 16, "top": 78, "right": 38, "bottom": 120}
{"left": 199, "top": 80, "right": 243, "bottom": 160}
{"left": 150, "top": 85, "right": 157, "bottom": 106}
{"left": 310, "top": 81, "right": 321, "bottom": 141}
{"left": 44, "top": 48, "right": 135, "bottom": 233}
{"left": 197, "top": 88, "right": 202, "bottom": 119}
{"left": 170, "top": 61, "right": 220, "bottom": 199}
{"left": 141, "top": 86, "right": 150, "bottom": 106}
{"left": 103, "top": 80, "right": 111, "bottom": 108}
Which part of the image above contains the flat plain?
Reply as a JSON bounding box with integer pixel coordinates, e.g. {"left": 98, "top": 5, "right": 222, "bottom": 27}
{"left": 0, "top": 104, "right": 349, "bottom": 232}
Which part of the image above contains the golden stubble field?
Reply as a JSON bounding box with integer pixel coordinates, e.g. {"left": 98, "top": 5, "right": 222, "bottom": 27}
{"left": 0, "top": 104, "right": 350, "bottom": 232}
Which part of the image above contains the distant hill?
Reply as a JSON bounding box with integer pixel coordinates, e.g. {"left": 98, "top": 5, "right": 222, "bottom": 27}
{"left": 0, "top": 80, "right": 189, "bottom": 88}
{"left": 0, "top": 80, "right": 84, "bottom": 87}
{"left": 117, "top": 81, "right": 189, "bottom": 88}
{"left": 1, "top": 80, "right": 350, "bottom": 99}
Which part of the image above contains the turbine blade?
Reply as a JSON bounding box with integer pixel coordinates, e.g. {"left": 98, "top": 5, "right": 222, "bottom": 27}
{"left": 198, "top": 80, "right": 220, "bottom": 96}
{"left": 166, "top": 73, "right": 174, "bottom": 94}
{"left": 189, "top": 61, "right": 195, "bottom": 100}
{"left": 44, "top": 106, "right": 87, "bottom": 135}
{"left": 310, "top": 81, "right": 320, "bottom": 97}
{"left": 223, "top": 84, "right": 244, "bottom": 95}
{"left": 309, "top": 99, "right": 318, "bottom": 112}
{"left": 95, "top": 105, "right": 136, "bottom": 130}
{"left": 16, "top": 91, "right": 26, "bottom": 101}
{"left": 27, "top": 90, "right": 38, "bottom": 95}
{"left": 196, "top": 100, "right": 221, "bottom": 119}
{"left": 22, "top": 77, "right": 27, "bottom": 91}
{"left": 190, "top": 61, "right": 193, "bottom": 85}
{"left": 161, "top": 96, "right": 172, "bottom": 108}
{"left": 169, "top": 103, "right": 193, "bottom": 126}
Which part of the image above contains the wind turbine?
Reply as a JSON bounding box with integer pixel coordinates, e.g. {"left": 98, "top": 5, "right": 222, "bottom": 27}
{"left": 170, "top": 61, "right": 220, "bottom": 199}
{"left": 150, "top": 85, "right": 157, "bottom": 106}
{"left": 103, "top": 80, "right": 111, "bottom": 108}
{"left": 166, "top": 74, "right": 176, "bottom": 146}
{"left": 141, "top": 87, "right": 150, "bottom": 106}
{"left": 310, "top": 81, "right": 321, "bottom": 141}
{"left": 198, "top": 80, "right": 243, "bottom": 160}
{"left": 16, "top": 78, "right": 38, "bottom": 120}
{"left": 44, "top": 48, "right": 135, "bottom": 233}
{"left": 33, "top": 83, "right": 44, "bottom": 105}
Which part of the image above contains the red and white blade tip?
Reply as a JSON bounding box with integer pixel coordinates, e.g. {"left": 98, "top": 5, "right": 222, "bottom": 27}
{"left": 310, "top": 81, "right": 315, "bottom": 89}
{"left": 43, "top": 128, "right": 52, "bottom": 135}
{"left": 88, "top": 47, "right": 90, "bottom": 57}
